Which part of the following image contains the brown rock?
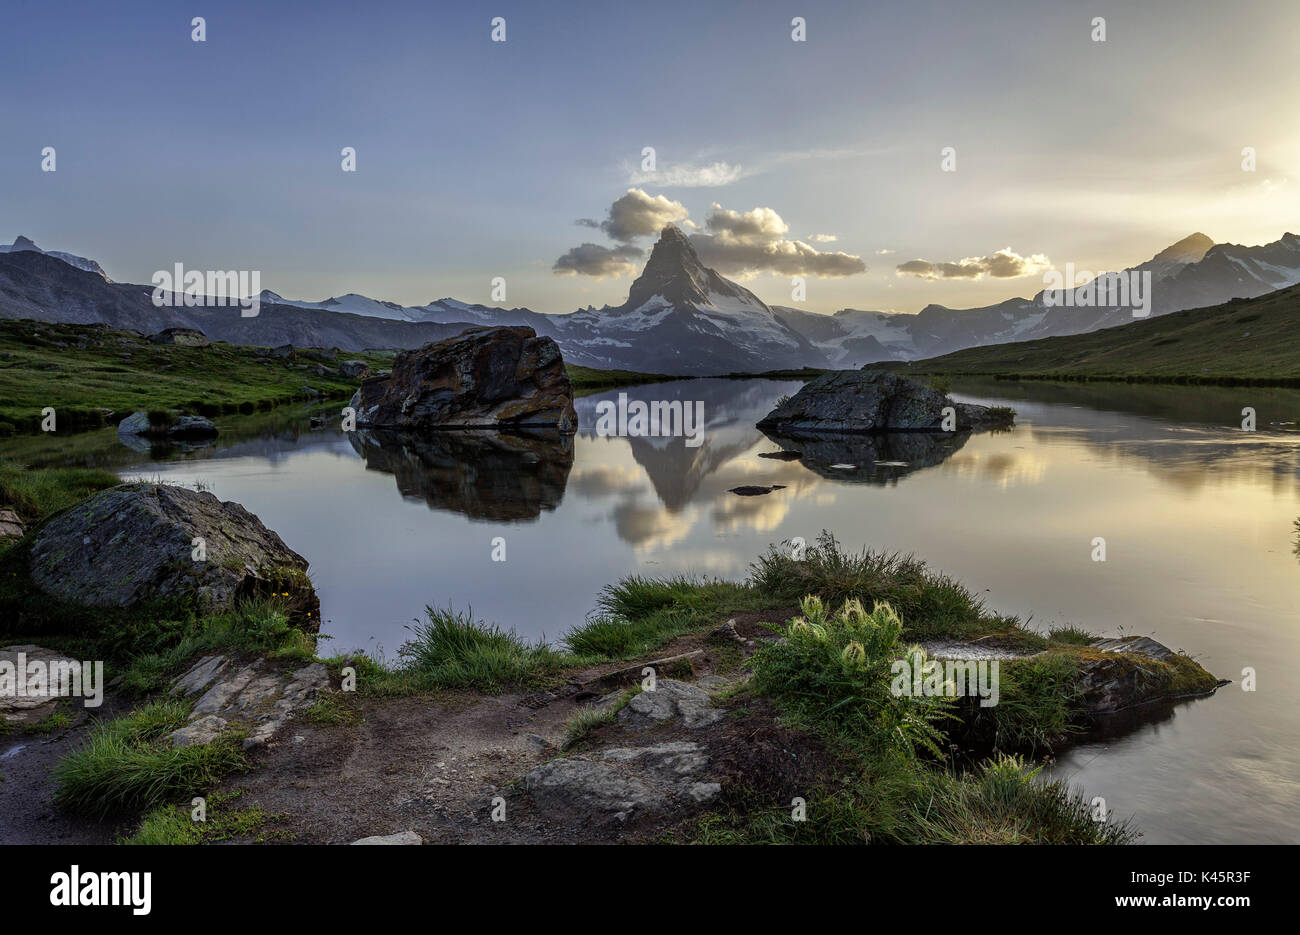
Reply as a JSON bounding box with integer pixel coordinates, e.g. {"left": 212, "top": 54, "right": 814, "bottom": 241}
{"left": 350, "top": 326, "right": 577, "bottom": 433}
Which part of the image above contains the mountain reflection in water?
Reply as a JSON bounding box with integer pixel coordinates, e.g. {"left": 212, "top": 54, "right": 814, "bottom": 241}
{"left": 95, "top": 376, "right": 1300, "bottom": 844}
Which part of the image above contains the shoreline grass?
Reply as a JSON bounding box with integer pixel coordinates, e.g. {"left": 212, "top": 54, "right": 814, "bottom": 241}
{"left": 0, "top": 461, "right": 120, "bottom": 524}
{"left": 52, "top": 700, "right": 248, "bottom": 819}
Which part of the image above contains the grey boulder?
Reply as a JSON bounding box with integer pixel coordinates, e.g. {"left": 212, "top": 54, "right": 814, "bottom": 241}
{"left": 757, "top": 370, "right": 1008, "bottom": 434}
{"left": 23, "top": 484, "right": 319, "bottom": 628}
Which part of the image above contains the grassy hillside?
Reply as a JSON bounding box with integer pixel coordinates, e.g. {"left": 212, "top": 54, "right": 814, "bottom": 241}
{"left": 876, "top": 283, "right": 1300, "bottom": 385}
{"left": 0, "top": 319, "right": 688, "bottom": 434}
{"left": 0, "top": 319, "right": 396, "bottom": 434}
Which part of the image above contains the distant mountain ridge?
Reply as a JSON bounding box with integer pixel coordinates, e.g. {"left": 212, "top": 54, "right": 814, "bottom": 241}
{"left": 1, "top": 227, "right": 1298, "bottom": 374}
{"left": 876, "top": 280, "right": 1300, "bottom": 381}
{"left": 0, "top": 235, "right": 110, "bottom": 280}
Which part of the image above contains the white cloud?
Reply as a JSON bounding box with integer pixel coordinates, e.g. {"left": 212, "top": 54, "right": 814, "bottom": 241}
{"left": 558, "top": 193, "right": 866, "bottom": 279}
{"left": 583, "top": 188, "right": 689, "bottom": 243}
{"left": 895, "top": 247, "right": 1051, "bottom": 280}
{"left": 627, "top": 160, "right": 749, "bottom": 188}
{"left": 552, "top": 242, "right": 643, "bottom": 278}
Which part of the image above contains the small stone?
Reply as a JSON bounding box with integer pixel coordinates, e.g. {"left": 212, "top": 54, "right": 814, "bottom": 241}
{"left": 350, "top": 831, "right": 423, "bottom": 845}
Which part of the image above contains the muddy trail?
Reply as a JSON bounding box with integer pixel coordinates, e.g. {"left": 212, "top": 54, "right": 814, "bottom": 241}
{"left": 221, "top": 620, "right": 830, "bottom": 844}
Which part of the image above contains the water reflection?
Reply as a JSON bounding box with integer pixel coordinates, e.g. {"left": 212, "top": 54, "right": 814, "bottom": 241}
{"left": 94, "top": 376, "right": 1300, "bottom": 843}
{"left": 348, "top": 428, "right": 573, "bottom": 521}
{"left": 760, "top": 428, "right": 977, "bottom": 485}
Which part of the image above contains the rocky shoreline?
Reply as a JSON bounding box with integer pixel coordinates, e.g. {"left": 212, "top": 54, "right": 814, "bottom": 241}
{"left": 0, "top": 481, "right": 1222, "bottom": 845}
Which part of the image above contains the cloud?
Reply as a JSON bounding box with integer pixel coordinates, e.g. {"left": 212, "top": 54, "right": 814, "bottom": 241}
{"left": 582, "top": 188, "right": 689, "bottom": 243}
{"left": 876, "top": 248, "right": 895, "bottom": 255}
{"left": 808, "top": 233, "right": 837, "bottom": 243}
{"left": 690, "top": 203, "right": 865, "bottom": 278}
{"left": 693, "top": 236, "right": 867, "bottom": 278}
{"left": 627, "top": 160, "right": 748, "bottom": 188}
{"left": 552, "top": 242, "right": 644, "bottom": 278}
{"left": 703, "top": 203, "right": 788, "bottom": 243}
{"left": 557, "top": 192, "right": 865, "bottom": 279}
{"left": 895, "top": 247, "right": 1051, "bottom": 280}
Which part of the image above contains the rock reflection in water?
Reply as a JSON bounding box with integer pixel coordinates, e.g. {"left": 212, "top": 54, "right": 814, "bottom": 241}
{"left": 349, "top": 428, "right": 574, "bottom": 521}
{"left": 760, "top": 428, "right": 974, "bottom": 484}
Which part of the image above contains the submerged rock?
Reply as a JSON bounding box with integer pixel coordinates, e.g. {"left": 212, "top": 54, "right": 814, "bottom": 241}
{"left": 757, "top": 370, "right": 1009, "bottom": 434}
{"left": 117, "top": 410, "right": 218, "bottom": 440}
{"left": 24, "top": 484, "right": 319, "bottom": 628}
{"left": 349, "top": 326, "right": 577, "bottom": 433}
{"left": 761, "top": 428, "right": 974, "bottom": 484}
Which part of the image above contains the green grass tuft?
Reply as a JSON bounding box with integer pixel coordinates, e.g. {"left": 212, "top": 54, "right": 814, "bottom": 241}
{"left": 52, "top": 700, "right": 248, "bottom": 819}
{"left": 122, "top": 790, "right": 284, "bottom": 845}
{"left": 750, "top": 532, "right": 990, "bottom": 641}
{"left": 395, "top": 605, "right": 568, "bottom": 692}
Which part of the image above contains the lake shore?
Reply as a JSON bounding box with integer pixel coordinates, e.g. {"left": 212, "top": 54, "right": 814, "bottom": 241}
{"left": 1, "top": 468, "right": 1221, "bottom": 845}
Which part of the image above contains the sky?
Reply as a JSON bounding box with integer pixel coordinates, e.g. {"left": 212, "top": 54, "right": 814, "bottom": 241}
{"left": 3, "top": 0, "right": 1298, "bottom": 315}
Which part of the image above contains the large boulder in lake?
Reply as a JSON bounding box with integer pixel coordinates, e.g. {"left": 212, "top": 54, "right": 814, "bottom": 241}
{"left": 24, "top": 484, "right": 319, "bottom": 630}
{"left": 757, "top": 370, "right": 1008, "bottom": 434}
{"left": 350, "top": 326, "right": 577, "bottom": 433}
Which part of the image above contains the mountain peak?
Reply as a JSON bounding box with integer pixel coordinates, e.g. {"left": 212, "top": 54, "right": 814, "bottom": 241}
{"left": 626, "top": 224, "right": 747, "bottom": 310}
{"left": 0, "top": 235, "right": 110, "bottom": 280}
{"left": 1152, "top": 232, "right": 1215, "bottom": 264}
{"left": 657, "top": 223, "right": 691, "bottom": 243}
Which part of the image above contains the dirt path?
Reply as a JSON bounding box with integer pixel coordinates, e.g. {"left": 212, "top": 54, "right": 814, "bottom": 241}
{"left": 0, "top": 697, "right": 133, "bottom": 845}
{"left": 222, "top": 625, "right": 830, "bottom": 844}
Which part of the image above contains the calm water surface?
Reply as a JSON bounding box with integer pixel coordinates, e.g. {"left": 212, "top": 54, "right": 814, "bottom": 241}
{"left": 76, "top": 377, "right": 1300, "bottom": 844}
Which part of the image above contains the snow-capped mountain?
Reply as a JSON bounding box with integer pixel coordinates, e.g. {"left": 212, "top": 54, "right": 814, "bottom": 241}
{"left": 551, "top": 225, "right": 825, "bottom": 373}
{"left": 257, "top": 227, "right": 826, "bottom": 372}
{"left": 2, "top": 227, "right": 1297, "bottom": 373}
{"left": 773, "top": 306, "right": 917, "bottom": 366}
{"left": 1152, "top": 232, "right": 1300, "bottom": 313}
{"left": 790, "top": 231, "right": 1300, "bottom": 365}
{"left": 0, "top": 235, "right": 110, "bottom": 280}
